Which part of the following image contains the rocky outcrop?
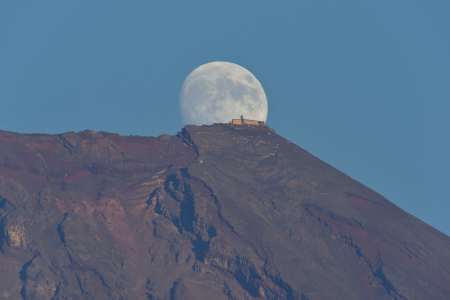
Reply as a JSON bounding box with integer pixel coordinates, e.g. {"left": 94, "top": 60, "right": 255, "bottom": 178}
{"left": 0, "top": 125, "right": 449, "bottom": 299}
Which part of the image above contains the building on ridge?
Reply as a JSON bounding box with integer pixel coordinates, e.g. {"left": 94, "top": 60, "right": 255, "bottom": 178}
{"left": 229, "top": 115, "right": 265, "bottom": 126}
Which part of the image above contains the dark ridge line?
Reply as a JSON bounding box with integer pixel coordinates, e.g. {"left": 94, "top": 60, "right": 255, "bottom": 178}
{"left": 191, "top": 238, "right": 209, "bottom": 262}
{"left": 169, "top": 279, "right": 180, "bottom": 300}
{"left": 19, "top": 254, "right": 39, "bottom": 300}
{"left": 155, "top": 167, "right": 218, "bottom": 263}
{"left": 88, "top": 267, "right": 112, "bottom": 293}
{"left": 262, "top": 268, "right": 297, "bottom": 300}
{"left": 57, "top": 212, "right": 86, "bottom": 297}
{"left": 179, "top": 174, "right": 196, "bottom": 234}
{"left": 191, "top": 173, "right": 269, "bottom": 263}
{"left": 57, "top": 135, "right": 75, "bottom": 155}
{"left": 56, "top": 213, "right": 69, "bottom": 245}
{"left": 232, "top": 256, "right": 262, "bottom": 298}
{"left": 304, "top": 206, "right": 407, "bottom": 300}
{"left": 179, "top": 168, "right": 211, "bottom": 262}
{"left": 187, "top": 171, "right": 273, "bottom": 271}
{"left": 0, "top": 196, "right": 17, "bottom": 252}
{"left": 303, "top": 203, "right": 365, "bottom": 230}
{"left": 57, "top": 213, "right": 113, "bottom": 298}
{"left": 176, "top": 124, "right": 255, "bottom": 238}
{"left": 145, "top": 278, "right": 158, "bottom": 300}
{"left": 347, "top": 243, "right": 406, "bottom": 299}
{"left": 146, "top": 188, "right": 160, "bottom": 209}
{"left": 0, "top": 195, "right": 17, "bottom": 211}
{"left": 373, "top": 259, "right": 407, "bottom": 300}
{"left": 207, "top": 262, "right": 261, "bottom": 299}
{"left": 223, "top": 282, "right": 237, "bottom": 300}
{"left": 259, "top": 254, "right": 300, "bottom": 300}
{"left": 401, "top": 242, "right": 423, "bottom": 260}
{"left": 108, "top": 140, "right": 127, "bottom": 161}
{"left": 76, "top": 273, "right": 87, "bottom": 296}
{"left": 36, "top": 152, "right": 50, "bottom": 180}
{"left": 50, "top": 282, "right": 62, "bottom": 300}
{"left": 154, "top": 198, "right": 166, "bottom": 217}
{"left": 0, "top": 218, "right": 6, "bottom": 252}
{"left": 164, "top": 173, "right": 181, "bottom": 202}
{"left": 179, "top": 167, "right": 191, "bottom": 179}
{"left": 0, "top": 196, "right": 6, "bottom": 209}
{"left": 177, "top": 128, "right": 199, "bottom": 157}
{"left": 190, "top": 176, "right": 238, "bottom": 236}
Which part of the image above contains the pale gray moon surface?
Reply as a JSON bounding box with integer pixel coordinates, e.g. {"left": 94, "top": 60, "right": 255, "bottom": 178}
{"left": 180, "top": 61, "right": 268, "bottom": 125}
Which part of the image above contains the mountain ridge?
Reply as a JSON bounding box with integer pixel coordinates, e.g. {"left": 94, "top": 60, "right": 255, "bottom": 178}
{"left": 0, "top": 124, "right": 449, "bottom": 299}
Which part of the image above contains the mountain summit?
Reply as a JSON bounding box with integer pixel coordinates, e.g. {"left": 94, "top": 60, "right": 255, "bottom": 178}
{"left": 0, "top": 125, "right": 448, "bottom": 299}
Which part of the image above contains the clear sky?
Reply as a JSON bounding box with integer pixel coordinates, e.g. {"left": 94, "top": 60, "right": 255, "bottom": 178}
{"left": 1, "top": 1, "right": 449, "bottom": 235}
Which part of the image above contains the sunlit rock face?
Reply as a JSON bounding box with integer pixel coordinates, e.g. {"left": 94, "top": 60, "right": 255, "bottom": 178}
{"left": 0, "top": 125, "right": 449, "bottom": 299}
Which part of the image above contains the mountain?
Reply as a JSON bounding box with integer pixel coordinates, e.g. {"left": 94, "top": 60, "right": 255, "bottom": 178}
{"left": 0, "top": 124, "right": 449, "bottom": 300}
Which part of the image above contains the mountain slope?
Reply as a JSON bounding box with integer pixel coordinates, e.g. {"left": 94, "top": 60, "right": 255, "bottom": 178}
{"left": 0, "top": 125, "right": 448, "bottom": 299}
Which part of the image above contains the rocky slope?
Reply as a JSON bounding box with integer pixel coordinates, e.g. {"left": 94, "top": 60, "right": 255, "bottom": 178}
{"left": 0, "top": 124, "right": 449, "bottom": 299}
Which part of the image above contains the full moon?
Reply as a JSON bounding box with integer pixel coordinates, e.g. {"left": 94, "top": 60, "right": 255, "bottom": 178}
{"left": 180, "top": 61, "right": 268, "bottom": 125}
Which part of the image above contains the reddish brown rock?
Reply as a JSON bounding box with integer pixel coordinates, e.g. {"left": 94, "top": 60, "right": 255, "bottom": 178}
{"left": 0, "top": 125, "right": 449, "bottom": 299}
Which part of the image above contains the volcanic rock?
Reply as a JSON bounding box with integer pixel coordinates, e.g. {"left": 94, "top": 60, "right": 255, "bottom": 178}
{"left": 0, "top": 125, "right": 449, "bottom": 299}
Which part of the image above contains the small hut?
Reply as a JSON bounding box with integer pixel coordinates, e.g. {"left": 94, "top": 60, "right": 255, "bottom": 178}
{"left": 230, "top": 115, "right": 265, "bottom": 126}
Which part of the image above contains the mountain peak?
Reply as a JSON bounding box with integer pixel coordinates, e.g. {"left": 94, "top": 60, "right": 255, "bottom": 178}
{"left": 0, "top": 127, "right": 449, "bottom": 299}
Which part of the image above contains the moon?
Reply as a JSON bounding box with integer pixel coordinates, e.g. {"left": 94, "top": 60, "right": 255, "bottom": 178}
{"left": 180, "top": 61, "right": 268, "bottom": 125}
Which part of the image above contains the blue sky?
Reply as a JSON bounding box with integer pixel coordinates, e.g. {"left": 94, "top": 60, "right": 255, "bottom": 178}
{"left": 1, "top": 1, "right": 449, "bottom": 235}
